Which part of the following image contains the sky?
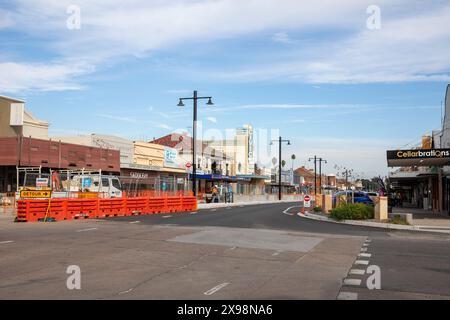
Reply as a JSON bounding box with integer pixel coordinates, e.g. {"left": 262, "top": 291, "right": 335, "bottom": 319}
{"left": 1, "top": 0, "right": 450, "bottom": 178}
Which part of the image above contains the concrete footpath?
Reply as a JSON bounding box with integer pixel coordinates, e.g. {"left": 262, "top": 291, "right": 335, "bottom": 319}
{"left": 299, "top": 210, "right": 450, "bottom": 234}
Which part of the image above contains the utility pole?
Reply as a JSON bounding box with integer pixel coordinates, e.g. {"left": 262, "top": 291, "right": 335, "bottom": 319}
{"left": 318, "top": 158, "right": 327, "bottom": 194}
{"left": 309, "top": 156, "right": 326, "bottom": 195}
{"left": 271, "top": 137, "right": 291, "bottom": 200}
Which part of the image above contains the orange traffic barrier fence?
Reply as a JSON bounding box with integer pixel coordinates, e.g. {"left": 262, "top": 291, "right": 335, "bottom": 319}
{"left": 16, "top": 195, "right": 197, "bottom": 222}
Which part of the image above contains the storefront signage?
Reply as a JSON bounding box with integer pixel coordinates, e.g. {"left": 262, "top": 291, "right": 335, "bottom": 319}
{"left": 164, "top": 147, "right": 180, "bottom": 168}
{"left": 36, "top": 178, "right": 49, "bottom": 187}
{"left": 130, "top": 172, "right": 149, "bottom": 179}
{"left": 387, "top": 149, "right": 450, "bottom": 160}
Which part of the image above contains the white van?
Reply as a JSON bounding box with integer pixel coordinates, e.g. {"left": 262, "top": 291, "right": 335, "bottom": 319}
{"left": 71, "top": 175, "right": 122, "bottom": 198}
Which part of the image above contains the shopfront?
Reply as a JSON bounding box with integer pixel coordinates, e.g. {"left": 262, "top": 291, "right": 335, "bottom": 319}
{"left": 387, "top": 148, "right": 450, "bottom": 213}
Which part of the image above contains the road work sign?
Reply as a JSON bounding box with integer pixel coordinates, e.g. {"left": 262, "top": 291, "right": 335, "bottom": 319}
{"left": 304, "top": 195, "right": 311, "bottom": 208}
{"left": 20, "top": 190, "right": 52, "bottom": 199}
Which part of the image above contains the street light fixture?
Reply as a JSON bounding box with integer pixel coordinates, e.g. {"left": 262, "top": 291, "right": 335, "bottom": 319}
{"left": 271, "top": 137, "right": 291, "bottom": 201}
{"left": 177, "top": 90, "right": 214, "bottom": 197}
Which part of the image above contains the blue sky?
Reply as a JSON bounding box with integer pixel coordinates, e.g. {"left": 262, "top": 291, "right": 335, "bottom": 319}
{"left": 1, "top": 0, "right": 450, "bottom": 178}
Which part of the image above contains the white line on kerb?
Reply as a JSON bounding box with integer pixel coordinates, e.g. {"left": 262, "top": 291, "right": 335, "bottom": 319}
{"left": 343, "top": 278, "right": 362, "bottom": 286}
{"left": 349, "top": 269, "right": 366, "bottom": 275}
{"left": 355, "top": 260, "right": 369, "bottom": 265}
{"left": 76, "top": 228, "right": 98, "bottom": 233}
{"left": 0, "top": 240, "right": 14, "bottom": 244}
{"left": 337, "top": 292, "right": 358, "bottom": 300}
{"left": 358, "top": 253, "right": 372, "bottom": 258}
{"left": 204, "top": 282, "right": 230, "bottom": 295}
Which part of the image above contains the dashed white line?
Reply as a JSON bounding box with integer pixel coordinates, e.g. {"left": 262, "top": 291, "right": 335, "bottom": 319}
{"left": 204, "top": 282, "right": 230, "bottom": 295}
{"left": 162, "top": 215, "right": 172, "bottom": 218}
{"left": 354, "top": 260, "right": 369, "bottom": 265}
{"left": 365, "top": 239, "right": 372, "bottom": 243}
{"left": 358, "top": 253, "right": 372, "bottom": 258}
{"left": 190, "top": 212, "right": 197, "bottom": 214}
{"left": 272, "top": 251, "right": 282, "bottom": 256}
{"left": 361, "top": 247, "right": 368, "bottom": 252}
{"left": 129, "top": 221, "right": 141, "bottom": 224}
{"left": 0, "top": 240, "right": 14, "bottom": 244}
{"left": 337, "top": 292, "right": 358, "bottom": 300}
{"left": 76, "top": 228, "right": 98, "bottom": 233}
{"left": 343, "top": 278, "right": 362, "bottom": 286}
{"left": 362, "top": 243, "right": 370, "bottom": 247}
{"left": 349, "top": 269, "right": 366, "bottom": 275}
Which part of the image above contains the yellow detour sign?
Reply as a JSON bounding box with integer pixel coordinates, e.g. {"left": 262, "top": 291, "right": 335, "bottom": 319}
{"left": 20, "top": 190, "right": 52, "bottom": 199}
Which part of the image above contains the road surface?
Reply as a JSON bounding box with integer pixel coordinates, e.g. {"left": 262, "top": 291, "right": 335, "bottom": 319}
{"left": 1, "top": 203, "right": 449, "bottom": 299}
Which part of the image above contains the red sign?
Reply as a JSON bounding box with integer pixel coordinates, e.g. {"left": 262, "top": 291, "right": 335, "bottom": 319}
{"left": 304, "top": 195, "right": 311, "bottom": 202}
{"left": 186, "top": 162, "right": 192, "bottom": 168}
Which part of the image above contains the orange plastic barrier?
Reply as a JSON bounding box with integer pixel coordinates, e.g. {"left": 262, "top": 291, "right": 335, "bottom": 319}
{"left": 17, "top": 195, "right": 197, "bottom": 222}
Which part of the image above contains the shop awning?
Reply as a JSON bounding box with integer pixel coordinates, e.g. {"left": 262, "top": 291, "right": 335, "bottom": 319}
{"left": 387, "top": 149, "right": 450, "bottom": 167}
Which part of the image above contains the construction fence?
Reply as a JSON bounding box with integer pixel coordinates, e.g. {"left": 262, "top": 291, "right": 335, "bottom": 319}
{"left": 17, "top": 195, "right": 197, "bottom": 223}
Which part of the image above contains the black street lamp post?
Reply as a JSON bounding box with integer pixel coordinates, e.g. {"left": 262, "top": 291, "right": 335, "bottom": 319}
{"left": 178, "top": 91, "right": 214, "bottom": 197}
{"left": 271, "top": 137, "right": 291, "bottom": 201}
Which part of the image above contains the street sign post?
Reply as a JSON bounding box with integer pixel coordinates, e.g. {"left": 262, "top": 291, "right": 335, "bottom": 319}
{"left": 20, "top": 190, "right": 52, "bottom": 199}
{"left": 304, "top": 195, "right": 311, "bottom": 208}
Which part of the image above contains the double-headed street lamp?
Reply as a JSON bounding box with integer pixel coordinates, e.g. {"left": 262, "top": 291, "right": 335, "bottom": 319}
{"left": 177, "top": 90, "right": 214, "bottom": 197}
{"left": 270, "top": 137, "right": 291, "bottom": 201}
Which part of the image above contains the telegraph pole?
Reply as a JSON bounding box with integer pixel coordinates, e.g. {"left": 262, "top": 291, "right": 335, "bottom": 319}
{"left": 271, "top": 137, "right": 291, "bottom": 200}
{"left": 318, "top": 158, "right": 327, "bottom": 194}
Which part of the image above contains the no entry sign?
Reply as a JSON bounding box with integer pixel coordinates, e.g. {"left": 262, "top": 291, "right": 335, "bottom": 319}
{"left": 304, "top": 195, "right": 311, "bottom": 208}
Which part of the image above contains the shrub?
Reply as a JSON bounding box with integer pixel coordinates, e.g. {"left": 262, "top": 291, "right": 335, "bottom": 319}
{"left": 313, "top": 206, "right": 322, "bottom": 213}
{"left": 330, "top": 203, "right": 374, "bottom": 221}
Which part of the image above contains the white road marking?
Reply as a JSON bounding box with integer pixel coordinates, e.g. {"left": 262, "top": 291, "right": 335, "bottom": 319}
{"left": 283, "top": 206, "right": 301, "bottom": 216}
{"left": 343, "top": 278, "right": 362, "bottom": 286}
{"left": 190, "top": 212, "right": 197, "bottom": 214}
{"left": 355, "top": 260, "right": 369, "bottom": 265}
{"left": 227, "top": 246, "right": 236, "bottom": 251}
{"left": 361, "top": 247, "right": 368, "bottom": 252}
{"left": 129, "top": 221, "right": 140, "bottom": 224}
{"left": 349, "top": 269, "right": 366, "bottom": 275}
{"left": 211, "top": 209, "right": 217, "bottom": 212}
{"left": 239, "top": 206, "right": 244, "bottom": 208}
{"left": 337, "top": 292, "right": 358, "bottom": 300}
{"left": 204, "top": 282, "right": 230, "bottom": 295}
{"left": 226, "top": 207, "right": 232, "bottom": 210}
{"left": 362, "top": 243, "right": 369, "bottom": 247}
{"left": 76, "top": 228, "right": 98, "bottom": 233}
{"left": 365, "top": 239, "right": 372, "bottom": 243}
{"left": 358, "top": 253, "right": 372, "bottom": 258}
{"left": 272, "top": 251, "right": 283, "bottom": 256}
{"left": 0, "top": 240, "right": 14, "bottom": 244}
{"left": 162, "top": 215, "right": 172, "bottom": 218}
{"left": 118, "top": 288, "right": 134, "bottom": 295}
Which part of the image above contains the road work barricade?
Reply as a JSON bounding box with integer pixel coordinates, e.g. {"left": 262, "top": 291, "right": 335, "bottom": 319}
{"left": 17, "top": 195, "right": 197, "bottom": 222}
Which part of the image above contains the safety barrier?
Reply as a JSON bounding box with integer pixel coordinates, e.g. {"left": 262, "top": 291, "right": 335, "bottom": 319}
{"left": 16, "top": 195, "right": 197, "bottom": 222}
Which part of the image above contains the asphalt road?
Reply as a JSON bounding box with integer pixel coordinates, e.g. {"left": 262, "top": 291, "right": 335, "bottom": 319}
{"left": 1, "top": 202, "right": 449, "bottom": 299}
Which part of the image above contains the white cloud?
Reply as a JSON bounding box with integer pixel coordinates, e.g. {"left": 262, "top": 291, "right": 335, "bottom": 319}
{"left": 96, "top": 114, "right": 137, "bottom": 123}
{"left": 2, "top": 0, "right": 449, "bottom": 92}
{"left": 272, "top": 32, "right": 292, "bottom": 44}
{"left": 0, "top": 61, "right": 93, "bottom": 93}
{"left": 206, "top": 116, "right": 217, "bottom": 123}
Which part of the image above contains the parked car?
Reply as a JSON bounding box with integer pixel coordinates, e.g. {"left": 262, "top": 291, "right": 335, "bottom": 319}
{"left": 333, "top": 190, "right": 374, "bottom": 206}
